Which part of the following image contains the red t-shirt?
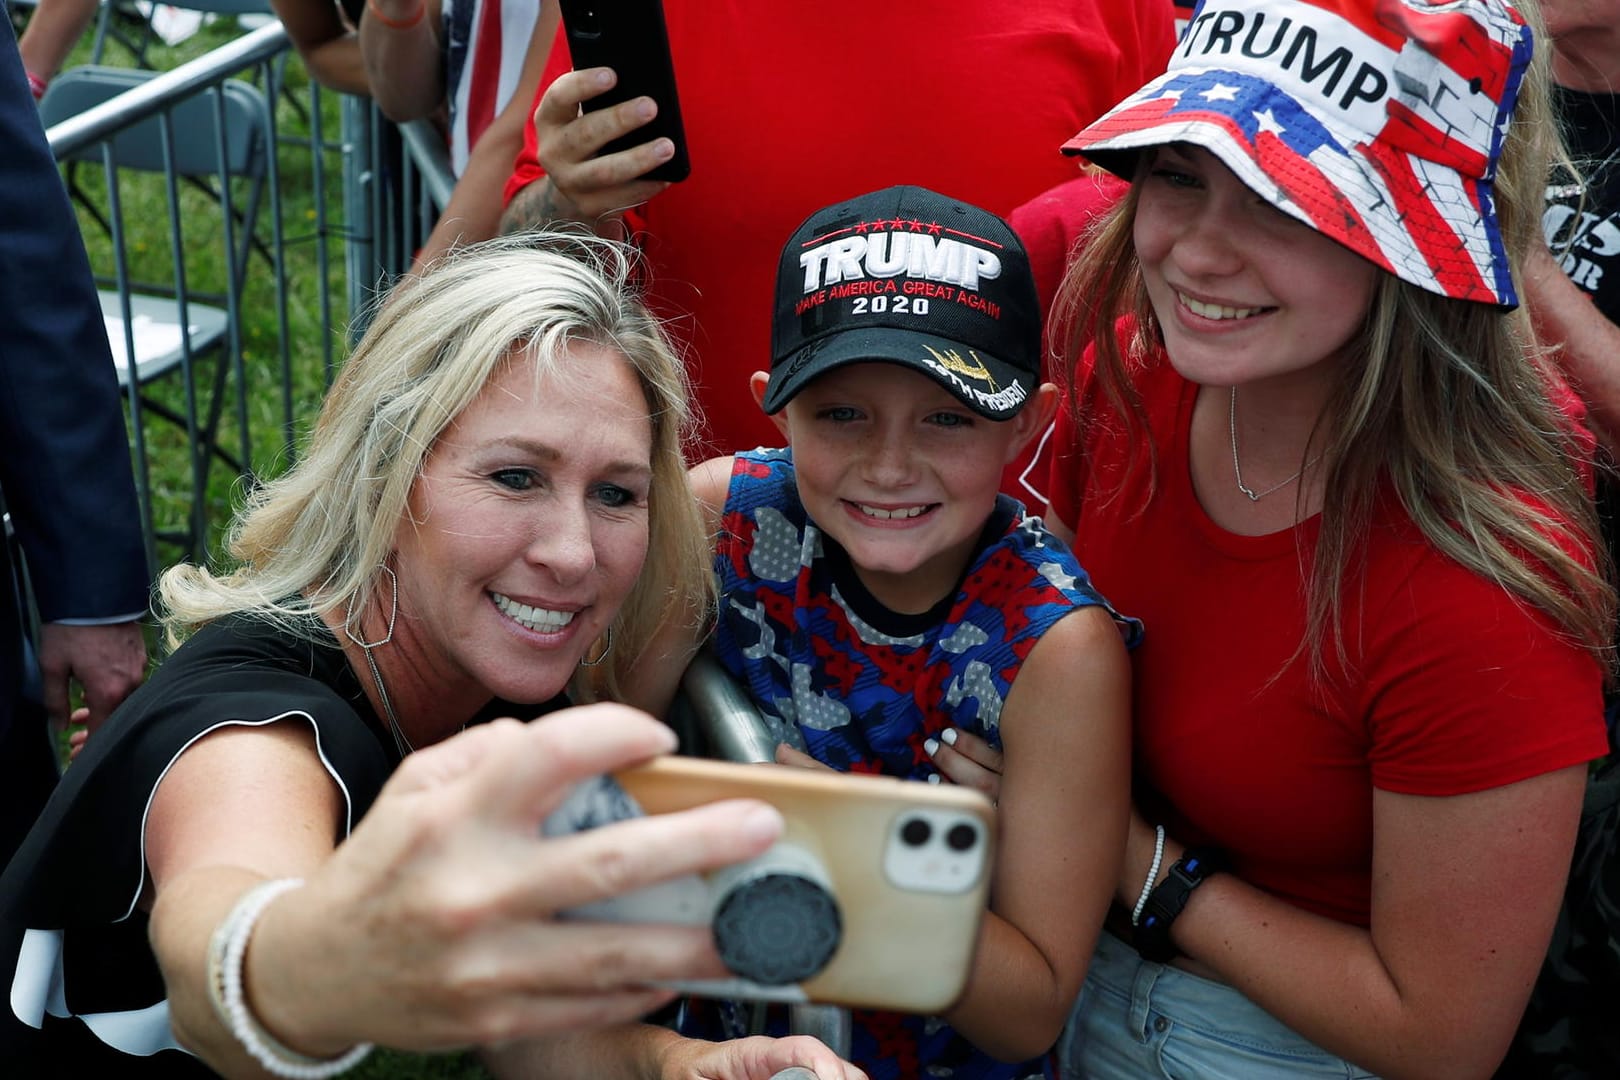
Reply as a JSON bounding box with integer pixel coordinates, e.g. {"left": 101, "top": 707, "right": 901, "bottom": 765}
{"left": 505, "top": 1, "right": 1176, "bottom": 468}
{"left": 1045, "top": 335, "right": 1607, "bottom": 926}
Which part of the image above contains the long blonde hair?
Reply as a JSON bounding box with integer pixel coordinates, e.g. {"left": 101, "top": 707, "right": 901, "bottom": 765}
{"left": 1053, "top": 13, "right": 1616, "bottom": 683}
{"left": 160, "top": 233, "right": 714, "bottom": 703}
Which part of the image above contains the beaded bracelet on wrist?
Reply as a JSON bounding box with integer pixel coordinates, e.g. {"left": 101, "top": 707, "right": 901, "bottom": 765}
{"left": 1130, "top": 825, "right": 1167, "bottom": 927}
{"left": 207, "top": 878, "right": 375, "bottom": 1079}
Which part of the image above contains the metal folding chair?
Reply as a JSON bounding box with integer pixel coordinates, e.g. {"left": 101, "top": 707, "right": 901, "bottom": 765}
{"left": 86, "top": 0, "right": 275, "bottom": 69}
{"left": 39, "top": 64, "right": 270, "bottom": 565}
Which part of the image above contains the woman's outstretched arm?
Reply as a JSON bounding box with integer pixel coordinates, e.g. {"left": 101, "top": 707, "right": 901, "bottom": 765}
{"left": 145, "top": 705, "right": 787, "bottom": 1074}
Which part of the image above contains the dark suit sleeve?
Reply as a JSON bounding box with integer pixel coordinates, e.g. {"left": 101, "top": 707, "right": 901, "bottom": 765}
{"left": 0, "top": 17, "right": 150, "bottom": 623}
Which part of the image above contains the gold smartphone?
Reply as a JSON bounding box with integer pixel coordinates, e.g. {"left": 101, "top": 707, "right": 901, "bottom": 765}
{"left": 543, "top": 756, "right": 995, "bottom": 1014}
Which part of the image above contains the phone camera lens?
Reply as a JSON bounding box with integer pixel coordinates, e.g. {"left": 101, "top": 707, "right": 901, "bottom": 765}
{"left": 946, "top": 823, "right": 978, "bottom": 852}
{"left": 901, "top": 818, "right": 931, "bottom": 847}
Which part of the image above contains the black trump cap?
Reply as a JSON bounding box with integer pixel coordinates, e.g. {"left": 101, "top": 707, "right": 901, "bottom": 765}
{"left": 765, "top": 185, "right": 1042, "bottom": 421}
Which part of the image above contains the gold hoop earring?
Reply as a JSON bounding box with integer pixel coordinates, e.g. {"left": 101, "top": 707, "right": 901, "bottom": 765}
{"left": 580, "top": 627, "right": 613, "bottom": 667}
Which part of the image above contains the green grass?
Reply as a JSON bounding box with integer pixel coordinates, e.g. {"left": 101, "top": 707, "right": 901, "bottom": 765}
{"left": 39, "top": 14, "right": 493, "bottom": 1077}
{"left": 360, "top": 1048, "right": 495, "bottom": 1079}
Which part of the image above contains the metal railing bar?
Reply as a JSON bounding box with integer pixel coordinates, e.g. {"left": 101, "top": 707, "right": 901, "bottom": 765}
{"left": 46, "top": 22, "right": 290, "bottom": 156}
{"left": 155, "top": 106, "right": 208, "bottom": 559}
{"left": 308, "top": 79, "right": 336, "bottom": 389}
{"left": 398, "top": 118, "right": 455, "bottom": 211}
{"left": 208, "top": 83, "right": 252, "bottom": 483}
{"left": 101, "top": 143, "right": 159, "bottom": 573}
{"left": 266, "top": 60, "right": 297, "bottom": 456}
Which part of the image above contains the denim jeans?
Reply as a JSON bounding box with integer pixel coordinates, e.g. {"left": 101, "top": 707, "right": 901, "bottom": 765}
{"left": 1059, "top": 931, "right": 1378, "bottom": 1080}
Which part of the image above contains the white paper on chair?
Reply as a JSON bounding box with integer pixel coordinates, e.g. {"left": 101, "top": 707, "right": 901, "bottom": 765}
{"left": 103, "top": 313, "right": 199, "bottom": 375}
{"left": 136, "top": 3, "right": 206, "bottom": 46}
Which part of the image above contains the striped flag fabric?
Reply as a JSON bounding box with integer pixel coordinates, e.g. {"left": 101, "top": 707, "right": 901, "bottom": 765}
{"left": 1065, "top": 0, "right": 1531, "bottom": 307}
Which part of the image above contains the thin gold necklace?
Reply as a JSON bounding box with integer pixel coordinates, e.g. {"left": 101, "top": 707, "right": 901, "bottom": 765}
{"left": 1228, "top": 386, "right": 1323, "bottom": 502}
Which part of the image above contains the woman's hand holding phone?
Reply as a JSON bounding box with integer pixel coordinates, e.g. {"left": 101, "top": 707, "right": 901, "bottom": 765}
{"left": 531, "top": 67, "right": 674, "bottom": 233}
{"left": 545, "top": 757, "right": 995, "bottom": 1014}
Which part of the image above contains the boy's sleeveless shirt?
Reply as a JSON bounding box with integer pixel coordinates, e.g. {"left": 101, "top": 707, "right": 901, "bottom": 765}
{"left": 711, "top": 447, "right": 1141, "bottom": 776}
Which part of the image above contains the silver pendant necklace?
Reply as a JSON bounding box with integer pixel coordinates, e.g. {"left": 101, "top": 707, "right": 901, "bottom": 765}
{"left": 344, "top": 567, "right": 414, "bottom": 758}
{"left": 362, "top": 644, "right": 412, "bottom": 758}
{"left": 1228, "top": 386, "right": 1322, "bottom": 502}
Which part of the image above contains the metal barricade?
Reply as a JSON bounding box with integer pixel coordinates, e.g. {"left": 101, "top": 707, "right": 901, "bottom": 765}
{"left": 341, "top": 101, "right": 453, "bottom": 341}
{"left": 43, "top": 23, "right": 454, "bottom": 585}
{"left": 46, "top": 24, "right": 316, "bottom": 572}
{"left": 677, "top": 649, "right": 856, "bottom": 1063}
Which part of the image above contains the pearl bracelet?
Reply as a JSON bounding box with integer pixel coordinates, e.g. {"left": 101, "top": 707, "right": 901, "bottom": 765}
{"left": 207, "top": 878, "right": 374, "bottom": 1079}
{"left": 1130, "top": 825, "right": 1167, "bottom": 927}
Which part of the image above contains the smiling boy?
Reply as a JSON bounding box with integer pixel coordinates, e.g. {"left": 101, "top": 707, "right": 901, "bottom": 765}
{"left": 648, "top": 186, "right": 1141, "bottom": 1080}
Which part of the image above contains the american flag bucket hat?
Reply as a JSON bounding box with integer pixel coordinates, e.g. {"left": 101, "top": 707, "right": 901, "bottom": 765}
{"left": 1063, "top": 0, "right": 1532, "bottom": 308}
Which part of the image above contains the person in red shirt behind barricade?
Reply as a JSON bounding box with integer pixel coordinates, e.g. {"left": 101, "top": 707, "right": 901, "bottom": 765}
{"left": 498, "top": 1, "right": 1175, "bottom": 499}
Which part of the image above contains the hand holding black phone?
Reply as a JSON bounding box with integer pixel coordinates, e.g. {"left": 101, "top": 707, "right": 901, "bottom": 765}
{"left": 558, "top": 0, "right": 690, "bottom": 183}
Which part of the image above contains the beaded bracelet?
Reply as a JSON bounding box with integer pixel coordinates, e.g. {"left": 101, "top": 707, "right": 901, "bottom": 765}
{"left": 1130, "top": 825, "right": 1167, "bottom": 927}
{"left": 365, "top": 0, "right": 427, "bottom": 30}
{"left": 208, "top": 878, "right": 375, "bottom": 1079}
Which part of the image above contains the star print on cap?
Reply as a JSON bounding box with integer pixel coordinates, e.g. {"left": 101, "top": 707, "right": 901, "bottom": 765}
{"left": 1065, "top": 0, "right": 1532, "bottom": 307}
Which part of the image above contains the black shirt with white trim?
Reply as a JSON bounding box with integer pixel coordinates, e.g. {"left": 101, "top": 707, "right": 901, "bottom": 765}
{"left": 0, "top": 612, "right": 394, "bottom": 1076}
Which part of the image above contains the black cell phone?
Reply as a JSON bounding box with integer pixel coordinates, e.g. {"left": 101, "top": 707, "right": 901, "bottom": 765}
{"left": 557, "top": 0, "right": 690, "bottom": 183}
